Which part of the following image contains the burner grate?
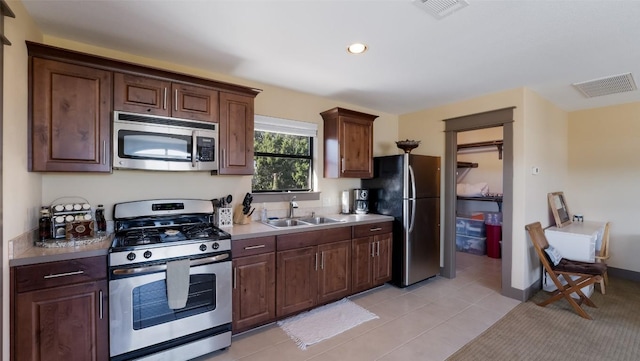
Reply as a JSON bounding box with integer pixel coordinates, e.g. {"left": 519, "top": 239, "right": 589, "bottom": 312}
{"left": 122, "top": 228, "right": 161, "bottom": 247}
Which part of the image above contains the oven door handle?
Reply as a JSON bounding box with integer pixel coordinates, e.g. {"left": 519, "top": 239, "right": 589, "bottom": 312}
{"left": 112, "top": 253, "right": 230, "bottom": 276}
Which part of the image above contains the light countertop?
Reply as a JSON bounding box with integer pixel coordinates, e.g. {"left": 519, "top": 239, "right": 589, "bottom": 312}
{"left": 225, "top": 213, "right": 394, "bottom": 240}
{"left": 10, "top": 213, "right": 394, "bottom": 266}
{"left": 9, "top": 233, "right": 113, "bottom": 267}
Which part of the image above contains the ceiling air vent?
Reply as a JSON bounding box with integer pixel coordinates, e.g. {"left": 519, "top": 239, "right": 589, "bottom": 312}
{"left": 413, "top": 0, "right": 469, "bottom": 20}
{"left": 572, "top": 73, "right": 637, "bottom": 98}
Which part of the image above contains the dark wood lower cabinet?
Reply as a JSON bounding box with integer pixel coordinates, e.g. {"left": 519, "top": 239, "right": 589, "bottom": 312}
{"left": 11, "top": 256, "right": 108, "bottom": 361}
{"left": 352, "top": 232, "right": 393, "bottom": 294}
{"left": 232, "top": 253, "right": 276, "bottom": 333}
{"left": 276, "top": 246, "right": 318, "bottom": 317}
{"left": 317, "top": 240, "right": 351, "bottom": 304}
{"left": 14, "top": 280, "right": 108, "bottom": 361}
{"left": 276, "top": 238, "right": 353, "bottom": 318}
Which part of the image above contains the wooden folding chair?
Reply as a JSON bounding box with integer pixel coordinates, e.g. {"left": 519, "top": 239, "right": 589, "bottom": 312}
{"left": 525, "top": 222, "right": 607, "bottom": 320}
{"left": 595, "top": 222, "right": 611, "bottom": 294}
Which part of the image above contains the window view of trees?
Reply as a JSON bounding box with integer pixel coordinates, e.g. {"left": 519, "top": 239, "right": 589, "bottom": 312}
{"left": 252, "top": 130, "right": 312, "bottom": 191}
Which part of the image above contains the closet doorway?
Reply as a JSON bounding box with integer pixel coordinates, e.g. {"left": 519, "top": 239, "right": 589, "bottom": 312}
{"left": 455, "top": 127, "right": 504, "bottom": 290}
{"left": 442, "top": 107, "right": 515, "bottom": 298}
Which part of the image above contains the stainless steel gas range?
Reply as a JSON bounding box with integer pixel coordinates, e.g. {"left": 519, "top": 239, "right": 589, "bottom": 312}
{"left": 108, "top": 199, "right": 232, "bottom": 361}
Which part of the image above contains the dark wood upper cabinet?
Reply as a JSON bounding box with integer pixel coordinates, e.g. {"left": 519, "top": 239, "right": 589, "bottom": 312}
{"left": 320, "top": 107, "right": 378, "bottom": 179}
{"left": 114, "top": 72, "right": 219, "bottom": 123}
{"left": 30, "top": 58, "right": 112, "bottom": 172}
{"left": 218, "top": 92, "right": 254, "bottom": 175}
{"left": 27, "top": 41, "right": 259, "bottom": 173}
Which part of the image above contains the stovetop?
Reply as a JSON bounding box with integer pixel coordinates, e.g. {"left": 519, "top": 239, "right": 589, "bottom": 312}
{"left": 108, "top": 199, "right": 233, "bottom": 267}
{"left": 111, "top": 222, "right": 230, "bottom": 249}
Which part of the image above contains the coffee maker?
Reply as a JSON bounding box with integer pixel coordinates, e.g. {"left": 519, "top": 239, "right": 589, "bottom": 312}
{"left": 353, "top": 189, "right": 369, "bottom": 214}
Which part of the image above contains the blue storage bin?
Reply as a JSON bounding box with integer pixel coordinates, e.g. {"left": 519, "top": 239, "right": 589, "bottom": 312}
{"left": 456, "top": 234, "right": 487, "bottom": 255}
{"left": 456, "top": 217, "right": 486, "bottom": 237}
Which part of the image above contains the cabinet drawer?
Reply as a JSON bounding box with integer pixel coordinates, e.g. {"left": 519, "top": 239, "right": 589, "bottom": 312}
{"left": 353, "top": 222, "right": 393, "bottom": 238}
{"left": 14, "top": 256, "right": 107, "bottom": 293}
{"left": 232, "top": 236, "right": 276, "bottom": 257}
{"left": 277, "top": 226, "right": 352, "bottom": 250}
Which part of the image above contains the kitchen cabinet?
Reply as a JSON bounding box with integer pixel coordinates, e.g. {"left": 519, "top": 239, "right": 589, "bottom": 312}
{"left": 320, "top": 107, "right": 378, "bottom": 179}
{"left": 218, "top": 92, "right": 255, "bottom": 175}
{"left": 27, "top": 41, "right": 260, "bottom": 174}
{"left": 11, "top": 256, "right": 108, "bottom": 361}
{"left": 231, "top": 236, "right": 276, "bottom": 334}
{"left": 114, "top": 72, "right": 219, "bottom": 123}
{"left": 317, "top": 239, "right": 352, "bottom": 304}
{"left": 351, "top": 222, "right": 393, "bottom": 293}
{"left": 276, "top": 227, "right": 351, "bottom": 318}
{"left": 30, "top": 57, "right": 112, "bottom": 172}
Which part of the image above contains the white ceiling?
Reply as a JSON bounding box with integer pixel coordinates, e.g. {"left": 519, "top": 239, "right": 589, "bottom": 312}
{"left": 20, "top": 0, "right": 640, "bottom": 115}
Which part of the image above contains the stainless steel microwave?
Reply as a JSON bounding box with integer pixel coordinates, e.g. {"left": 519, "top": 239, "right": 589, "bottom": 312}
{"left": 113, "top": 111, "right": 218, "bottom": 171}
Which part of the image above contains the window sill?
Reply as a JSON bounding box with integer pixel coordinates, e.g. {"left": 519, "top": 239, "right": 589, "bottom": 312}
{"left": 251, "top": 191, "right": 320, "bottom": 203}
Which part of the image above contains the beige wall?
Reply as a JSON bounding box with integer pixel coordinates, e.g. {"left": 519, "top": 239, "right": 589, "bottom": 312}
{"left": 3, "top": 1, "right": 42, "bottom": 358}
{"left": 399, "top": 88, "right": 570, "bottom": 291}
{"left": 521, "top": 88, "right": 570, "bottom": 283}
{"left": 568, "top": 102, "right": 640, "bottom": 273}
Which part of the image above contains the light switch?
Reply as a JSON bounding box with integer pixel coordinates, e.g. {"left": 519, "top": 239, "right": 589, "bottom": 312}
{"left": 531, "top": 166, "right": 540, "bottom": 175}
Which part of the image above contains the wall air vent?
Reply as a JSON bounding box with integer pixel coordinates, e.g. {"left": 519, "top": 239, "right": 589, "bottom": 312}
{"left": 572, "top": 73, "right": 637, "bottom": 98}
{"left": 413, "top": 0, "right": 469, "bottom": 20}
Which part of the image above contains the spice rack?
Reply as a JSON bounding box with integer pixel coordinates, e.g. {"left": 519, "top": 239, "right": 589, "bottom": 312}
{"left": 49, "top": 197, "right": 93, "bottom": 239}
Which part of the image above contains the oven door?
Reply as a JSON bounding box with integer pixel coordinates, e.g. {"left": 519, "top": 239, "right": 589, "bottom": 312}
{"left": 109, "top": 254, "right": 231, "bottom": 358}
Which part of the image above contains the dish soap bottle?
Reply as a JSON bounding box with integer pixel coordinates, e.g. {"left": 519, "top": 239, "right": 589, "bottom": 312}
{"left": 38, "top": 206, "right": 52, "bottom": 241}
{"left": 95, "top": 204, "right": 106, "bottom": 234}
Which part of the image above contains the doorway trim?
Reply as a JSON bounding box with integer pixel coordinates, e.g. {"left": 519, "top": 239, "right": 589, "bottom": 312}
{"left": 442, "top": 107, "right": 515, "bottom": 297}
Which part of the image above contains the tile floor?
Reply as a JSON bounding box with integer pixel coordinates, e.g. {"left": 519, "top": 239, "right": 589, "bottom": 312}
{"left": 194, "top": 252, "right": 520, "bottom": 361}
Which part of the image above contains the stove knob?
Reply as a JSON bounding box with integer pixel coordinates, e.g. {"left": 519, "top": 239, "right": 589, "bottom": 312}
{"left": 212, "top": 242, "right": 220, "bottom": 250}
{"left": 143, "top": 250, "right": 152, "bottom": 259}
{"left": 127, "top": 252, "right": 136, "bottom": 261}
{"left": 199, "top": 244, "right": 207, "bottom": 252}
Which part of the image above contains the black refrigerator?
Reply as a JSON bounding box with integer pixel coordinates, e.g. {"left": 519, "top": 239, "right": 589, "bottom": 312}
{"left": 362, "top": 154, "right": 440, "bottom": 287}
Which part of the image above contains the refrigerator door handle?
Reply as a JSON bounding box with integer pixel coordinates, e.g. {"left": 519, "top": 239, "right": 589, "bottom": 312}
{"left": 408, "top": 165, "right": 417, "bottom": 232}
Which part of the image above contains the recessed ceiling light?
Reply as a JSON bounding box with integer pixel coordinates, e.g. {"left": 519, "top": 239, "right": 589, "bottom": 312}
{"left": 347, "top": 43, "right": 368, "bottom": 54}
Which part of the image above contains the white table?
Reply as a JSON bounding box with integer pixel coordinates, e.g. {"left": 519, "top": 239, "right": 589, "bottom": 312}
{"left": 543, "top": 220, "right": 607, "bottom": 297}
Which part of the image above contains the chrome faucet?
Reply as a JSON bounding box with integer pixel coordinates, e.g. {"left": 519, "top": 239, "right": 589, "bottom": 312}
{"left": 288, "top": 196, "right": 299, "bottom": 218}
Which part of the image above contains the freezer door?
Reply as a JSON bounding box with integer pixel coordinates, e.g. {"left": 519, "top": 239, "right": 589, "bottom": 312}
{"left": 401, "top": 197, "right": 440, "bottom": 286}
{"left": 408, "top": 154, "right": 440, "bottom": 199}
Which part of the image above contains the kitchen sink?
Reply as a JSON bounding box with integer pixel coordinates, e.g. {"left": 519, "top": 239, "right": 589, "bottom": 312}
{"left": 297, "top": 216, "right": 343, "bottom": 225}
{"left": 263, "top": 216, "right": 344, "bottom": 228}
{"left": 265, "top": 218, "right": 307, "bottom": 228}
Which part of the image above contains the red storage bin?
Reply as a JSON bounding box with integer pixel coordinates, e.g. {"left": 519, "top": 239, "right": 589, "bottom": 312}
{"left": 486, "top": 224, "right": 502, "bottom": 258}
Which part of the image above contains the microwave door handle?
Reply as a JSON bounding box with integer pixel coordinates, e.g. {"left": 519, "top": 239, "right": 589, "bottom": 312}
{"left": 192, "top": 131, "right": 197, "bottom": 168}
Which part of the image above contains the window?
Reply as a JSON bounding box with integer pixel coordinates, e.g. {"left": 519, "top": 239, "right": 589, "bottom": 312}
{"left": 252, "top": 115, "right": 317, "bottom": 192}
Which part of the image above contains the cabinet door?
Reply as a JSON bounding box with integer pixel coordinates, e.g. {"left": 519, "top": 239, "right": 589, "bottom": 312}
{"left": 373, "top": 233, "right": 393, "bottom": 286}
{"left": 232, "top": 253, "right": 276, "bottom": 333}
{"left": 113, "top": 72, "right": 171, "bottom": 116}
{"left": 172, "top": 83, "right": 219, "bottom": 122}
{"left": 276, "top": 246, "right": 317, "bottom": 317}
{"left": 14, "top": 280, "right": 108, "bottom": 361}
{"left": 340, "top": 116, "right": 373, "bottom": 178}
{"left": 31, "top": 58, "right": 112, "bottom": 172}
{"left": 318, "top": 240, "right": 351, "bottom": 304}
{"left": 351, "top": 237, "right": 373, "bottom": 294}
{"left": 219, "top": 92, "right": 254, "bottom": 175}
